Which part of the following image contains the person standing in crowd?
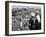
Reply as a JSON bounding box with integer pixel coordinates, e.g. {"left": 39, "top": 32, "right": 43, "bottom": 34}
{"left": 29, "top": 12, "right": 36, "bottom": 30}
{"left": 35, "top": 11, "right": 41, "bottom": 29}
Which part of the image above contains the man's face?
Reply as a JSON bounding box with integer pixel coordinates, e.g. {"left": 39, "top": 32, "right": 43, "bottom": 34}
{"left": 30, "top": 12, "right": 36, "bottom": 17}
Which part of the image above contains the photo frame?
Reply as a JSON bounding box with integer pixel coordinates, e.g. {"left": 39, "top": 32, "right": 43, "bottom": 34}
{"left": 5, "top": 1, "right": 45, "bottom": 36}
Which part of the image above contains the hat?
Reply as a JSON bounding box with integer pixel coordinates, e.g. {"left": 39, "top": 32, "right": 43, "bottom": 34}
{"left": 36, "top": 11, "right": 39, "bottom": 14}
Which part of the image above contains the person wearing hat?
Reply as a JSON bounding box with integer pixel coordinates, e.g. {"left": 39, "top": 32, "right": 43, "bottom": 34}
{"left": 35, "top": 11, "right": 41, "bottom": 29}
{"left": 29, "top": 12, "right": 36, "bottom": 30}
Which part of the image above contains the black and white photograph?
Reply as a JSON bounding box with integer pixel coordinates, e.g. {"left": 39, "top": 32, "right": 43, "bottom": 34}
{"left": 12, "top": 6, "right": 41, "bottom": 31}
{"left": 5, "top": 1, "right": 45, "bottom": 36}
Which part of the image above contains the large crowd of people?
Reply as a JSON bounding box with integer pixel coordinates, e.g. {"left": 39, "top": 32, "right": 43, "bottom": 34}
{"left": 18, "top": 11, "right": 41, "bottom": 30}
{"left": 12, "top": 8, "right": 41, "bottom": 31}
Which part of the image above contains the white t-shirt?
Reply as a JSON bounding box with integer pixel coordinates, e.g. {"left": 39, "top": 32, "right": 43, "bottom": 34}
{"left": 36, "top": 14, "right": 40, "bottom": 23}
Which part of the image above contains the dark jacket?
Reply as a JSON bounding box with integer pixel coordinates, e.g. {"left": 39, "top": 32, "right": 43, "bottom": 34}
{"left": 29, "top": 17, "right": 41, "bottom": 30}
